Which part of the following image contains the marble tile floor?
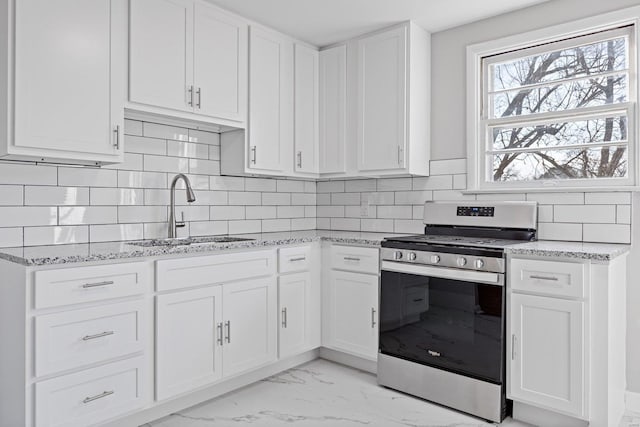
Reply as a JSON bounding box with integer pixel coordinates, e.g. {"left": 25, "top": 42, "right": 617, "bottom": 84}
{"left": 145, "top": 359, "right": 639, "bottom": 427}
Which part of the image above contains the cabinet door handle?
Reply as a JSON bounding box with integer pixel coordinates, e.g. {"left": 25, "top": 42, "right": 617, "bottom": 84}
{"left": 196, "top": 87, "right": 202, "bottom": 109}
{"left": 371, "top": 307, "right": 377, "bottom": 328}
{"left": 83, "top": 390, "right": 114, "bottom": 404}
{"left": 82, "top": 331, "right": 114, "bottom": 341}
{"left": 250, "top": 146, "right": 257, "bottom": 164}
{"left": 289, "top": 257, "right": 306, "bottom": 262}
{"left": 113, "top": 125, "right": 120, "bottom": 149}
{"left": 225, "top": 321, "right": 231, "bottom": 343}
{"left": 81, "top": 280, "right": 114, "bottom": 289}
{"left": 217, "top": 322, "right": 224, "bottom": 346}
{"left": 297, "top": 151, "right": 302, "bottom": 168}
{"left": 511, "top": 334, "right": 516, "bottom": 360}
{"left": 282, "top": 308, "right": 287, "bottom": 328}
{"left": 529, "top": 274, "right": 559, "bottom": 281}
{"left": 343, "top": 256, "right": 360, "bottom": 262}
{"left": 187, "top": 85, "right": 194, "bottom": 107}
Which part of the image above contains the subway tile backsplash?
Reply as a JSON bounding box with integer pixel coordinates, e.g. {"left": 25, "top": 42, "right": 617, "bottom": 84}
{"left": 0, "top": 118, "right": 632, "bottom": 247}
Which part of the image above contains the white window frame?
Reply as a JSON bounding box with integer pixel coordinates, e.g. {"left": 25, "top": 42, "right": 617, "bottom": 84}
{"left": 466, "top": 7, "right": 640, "bottom": 192}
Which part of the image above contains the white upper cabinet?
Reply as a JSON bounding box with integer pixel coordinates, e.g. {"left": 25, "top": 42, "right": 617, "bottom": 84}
{"left": 129, "top": 0, "right": 247, "bottom": 125}
{"left": 294, "top": 44, "right": 320, "bottom": 175}
{"left": 357, "top": 26, "right": 407, "bottom": 172}
{"left": 355, "top": 22, "right": 430, "bottom": 176}
{"left": 247, "top": 26, "right": 294, "bottom": 174}
{"left": 3, "top": 0, "right": 126, "bottom": 165}
{"left": 319, "top": 45, "right": 347, "bottom": 175}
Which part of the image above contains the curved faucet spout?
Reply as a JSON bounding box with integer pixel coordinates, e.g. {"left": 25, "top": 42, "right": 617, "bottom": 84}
{"left": 169, "top": 174, "right": 196, "bottom": 238}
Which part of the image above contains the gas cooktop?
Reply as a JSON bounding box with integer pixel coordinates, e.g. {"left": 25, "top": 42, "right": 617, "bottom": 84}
{"left": 383, "top": 234, "right": 529, "bottom": 249}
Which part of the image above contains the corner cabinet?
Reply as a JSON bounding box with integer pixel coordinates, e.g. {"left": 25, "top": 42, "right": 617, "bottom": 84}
{"left": 129, "top": 0, "right": 247, "bottom": 126}
{"left": 507, "top": 255, "right": 627, "bottom": 427}
{"left": 319, "top": 45, "right": 347, "bottom": 175}
{"left": 294, "top": 44, "right": 320, "bottom": 176}
{"left": 1, "top": 0, "right": 126, "bottom": 165}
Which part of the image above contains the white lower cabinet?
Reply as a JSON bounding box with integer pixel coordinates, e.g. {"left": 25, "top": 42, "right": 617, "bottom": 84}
{"left": 326, "top": 270, "right": 379, "bottom": 359}
{"left": 155, "top": 272, "right": 277, "bottom": 400}
{"left": 509, "top": 293, "right": 584, "bottom": 417}
{"left": 279, "top": 272, "right": 313, "bottom": 358}
{"left": 156, "top": 286, "right": 223, "bottom": 401}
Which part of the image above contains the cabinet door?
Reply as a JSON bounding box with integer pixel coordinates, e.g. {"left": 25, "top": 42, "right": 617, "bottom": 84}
{"left": 156, "top": 286, "right": 223, "bottom": 400}
{"left": 356, "top": 26, "right": 407, "bottom": 172}
{"left": 193, "top": 3, "right": 247, "bottom": 122}
{"left": 294, "top": 44, "right": 319, "bottom": 174}
{"left": 248, "top": 26, "right": 294, "bottom": 173}
{"left": 509, "top": 293, "right": 585, "bottom": 417}
{"left": 279, "top": 272, "right": 312, "bottom": 358}
{"left": 130, "top": 0, "right": 194, "bottom": 113}
{"left": 14, "top": 0, "right": 125, "bottom": 160}
{"left": 222, "top": 277, "right": 277, "bottom": 377}
{"left": 319, "top": 45, "right": 347, "bottom": 174}
{"left": 327, "top": 270, "right": 379, "bottom": 360}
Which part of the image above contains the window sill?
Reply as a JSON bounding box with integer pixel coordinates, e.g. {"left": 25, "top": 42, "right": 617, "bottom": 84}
{"left": 462, "top": 186, "right": 640, "bottom": 194}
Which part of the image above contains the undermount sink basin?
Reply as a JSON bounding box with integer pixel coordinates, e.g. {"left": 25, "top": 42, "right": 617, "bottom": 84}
{"left": 130, "top": 236, "right": 255, "bottom": 248}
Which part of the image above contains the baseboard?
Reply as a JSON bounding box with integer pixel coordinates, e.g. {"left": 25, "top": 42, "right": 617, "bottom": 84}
{"left": 627, "top": 390, "right": 640, "bottom": 413}
{"left": 512, "top": 401, "right": 587, "bottom": 427}
{"left": 319, "top": 347, "right": 377, "bottom": 374}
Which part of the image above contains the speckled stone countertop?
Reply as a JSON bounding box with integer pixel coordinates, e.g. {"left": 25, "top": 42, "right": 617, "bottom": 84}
{"left": 505, "top": 240, "right": 630, "bottom": 262}
{"left": 0, "top": 230, "right": 405, "bottom": 267}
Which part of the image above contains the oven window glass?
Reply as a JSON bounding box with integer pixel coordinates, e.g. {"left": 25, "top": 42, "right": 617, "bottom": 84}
{"left": 379, "top": 271, "right": 504, "bottom": 383}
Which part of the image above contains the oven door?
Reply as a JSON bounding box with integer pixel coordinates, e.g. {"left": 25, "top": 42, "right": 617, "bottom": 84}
{"left": 379, "top": 261, "right": 505, "bottom": 384}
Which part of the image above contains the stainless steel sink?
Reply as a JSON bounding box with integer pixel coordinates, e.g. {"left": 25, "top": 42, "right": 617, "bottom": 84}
{"left": 129, "top": 236, "right": 255, "bottom": 247}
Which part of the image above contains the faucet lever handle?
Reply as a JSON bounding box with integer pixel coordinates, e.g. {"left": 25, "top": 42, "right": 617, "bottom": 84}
{"left": 176, "top": 211, "right": 186, "bottom": 228}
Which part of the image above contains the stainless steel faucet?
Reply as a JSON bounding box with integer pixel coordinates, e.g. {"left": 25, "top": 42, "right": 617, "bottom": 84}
{"left": 169, "top": 174, "right": 196, "bottom": 238}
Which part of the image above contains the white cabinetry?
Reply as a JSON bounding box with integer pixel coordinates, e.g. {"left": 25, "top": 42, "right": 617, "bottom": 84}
{"left": 319, "top": 45, "right": 347, "bottom": 175}
{"left": 129, "top": 0, "right": 247, "bottom": 125}
{"left": 508, "top": 254, "right": 627, "bottom": 427}
{"left": 294, "top": 44, "right": 320, "bottom": 175}
{"left": 1, "top": 0, "right": 126, "bottom": 165}
{"left": 323, "top": 244, "right": 380, "bottom": 360}
{"left": 155, "top": 251, "right": 277, "bottom": 400}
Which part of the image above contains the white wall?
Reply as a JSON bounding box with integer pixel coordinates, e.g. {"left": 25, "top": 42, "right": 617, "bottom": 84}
{"left": 427, "top": 0, "right": 640, "bottom": 392}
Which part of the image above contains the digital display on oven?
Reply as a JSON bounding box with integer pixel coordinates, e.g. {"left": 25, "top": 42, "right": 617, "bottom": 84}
{"left": 457, "top": 206, "right": 495, "bottom": 217}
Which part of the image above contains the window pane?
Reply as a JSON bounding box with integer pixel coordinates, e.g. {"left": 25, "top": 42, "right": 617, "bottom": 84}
{"left": 490, "top": 74, "right": 627, "bottom": 118}
{"left": 490, "top": 36, "right": 627, "bottom": 92}
{"left": 491, "top": 115, "right": 628, "bottom": 150}
{"left": 491, "top": 146, "right": 628, "bottom": 182}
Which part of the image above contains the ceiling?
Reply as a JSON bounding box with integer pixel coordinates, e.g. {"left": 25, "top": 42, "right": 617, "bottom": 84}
{"left": 206, "top": 0, "right": 552, "bottom": 47}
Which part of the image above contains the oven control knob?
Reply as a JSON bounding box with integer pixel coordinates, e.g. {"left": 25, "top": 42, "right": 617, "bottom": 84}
{"left": 393, "top": 251, "right": 403, "bottom": 260}
{"left": 430, "top": 255, "right": 440, "bottom": 264}
{"left": 408, "top": 252, "right": 417, "bottom": 261}
{"left": 474, "top": 259, "right": 485, "bottom": 269}
{"left": 456, "top": 257, "right": 467, "bottom": 267}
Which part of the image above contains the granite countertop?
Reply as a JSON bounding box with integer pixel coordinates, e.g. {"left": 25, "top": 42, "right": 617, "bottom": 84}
{"left": 505, "top": 240, "right": 630, "bottom": 262}
{"left": 0, "top": 230, "right": 405, "bottom": 267}
{"left": 0, "top": 229, "right": 630, "bottom": 266}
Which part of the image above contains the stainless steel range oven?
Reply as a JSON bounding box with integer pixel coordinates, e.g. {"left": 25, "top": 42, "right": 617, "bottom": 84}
{"left": 377, "top": 201, "right": 537, "bottom": 423}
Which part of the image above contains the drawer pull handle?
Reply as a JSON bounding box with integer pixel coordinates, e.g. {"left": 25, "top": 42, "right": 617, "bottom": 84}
{"left": 82, "top": 280, "right": 114, "bottom": 289}
{"left": 344, "top": 257, "right": 361, "bottom": 262}
{"left": 82, "top": 331, "right": 114, "bottom": 341}
{"left": 289, "top": 257, "right": 306, "bottom": 262}
{"left": 83, "top": 390, "right": 114, "bottom": 404}
{"left": 371, "top": 307, "right": 377, "bottom": 328}
{"left": 529, "top": 275, "right": 559, "bottom": 281}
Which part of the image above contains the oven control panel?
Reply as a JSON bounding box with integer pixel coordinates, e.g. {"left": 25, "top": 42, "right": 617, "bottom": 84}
{"left": 381, "top": 248, "right": 505, "bottom": 274}
{"left": 457, "top": 206, "right": 495, "bottom": 217}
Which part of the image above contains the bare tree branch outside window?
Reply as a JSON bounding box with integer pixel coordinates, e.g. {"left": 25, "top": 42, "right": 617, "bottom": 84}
{"left": 483, "top": 27, "right": 632, "bottom": 183}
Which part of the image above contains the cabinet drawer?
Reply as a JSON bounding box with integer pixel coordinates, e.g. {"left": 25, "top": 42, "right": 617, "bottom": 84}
{"left": 35, "top": 300, "right": 145, "bottom": 378}
{"left": 156, "top": 249, "right": 276, "bottom": 292}
{"left": 330, "top": 245, "right": 379, "bottom": 274}
{"left": 279, "top": 246, "right": 312, "bottom": 273}
{"left": 510, "top": 258, "right": 586, "bottom": 299}
{"left": 34, "top": 356, "right": 145, "bottom": 427}
{"left": 34, "top": 262, "right": 149, "bottom": 309}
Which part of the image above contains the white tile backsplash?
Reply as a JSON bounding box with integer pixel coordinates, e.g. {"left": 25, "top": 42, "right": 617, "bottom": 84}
{"left": 24, "top": 226, "right": 89, "bottom": 246}
{"left": 24, "top": 186, "right": 89, "bottom": 206}
{"left": 58, "top": 167, "right": 117, "bottom": 187}
{"left": 0, "top": 185, "right": 23, "bottom": 205}
{"left": 59, "top": 206, "right": 117, "bottom": 225}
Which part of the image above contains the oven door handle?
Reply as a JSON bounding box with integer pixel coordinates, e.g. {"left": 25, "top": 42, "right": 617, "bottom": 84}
{"left": 381, "top": 261, "right": 503, "bottom": 286}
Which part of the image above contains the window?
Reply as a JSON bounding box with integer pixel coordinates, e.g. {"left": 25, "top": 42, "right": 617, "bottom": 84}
{"left": 467, "top": 13, "right": 638, "bottom": 190}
